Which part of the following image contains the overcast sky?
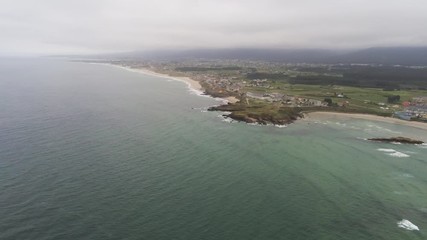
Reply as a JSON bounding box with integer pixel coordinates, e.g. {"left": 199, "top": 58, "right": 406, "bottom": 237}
{"left": 1, "top": 0, "right": 426, "bottom": 55}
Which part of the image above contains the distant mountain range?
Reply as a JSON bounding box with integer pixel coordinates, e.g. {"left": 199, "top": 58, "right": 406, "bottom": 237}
{"left": 81, "top": 47, "right": 427, "bottom": 66}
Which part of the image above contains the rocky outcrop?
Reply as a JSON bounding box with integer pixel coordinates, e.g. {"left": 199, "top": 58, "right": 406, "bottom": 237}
{"left": 208, "top": 103, "right": 303, "bottom": 125}
{"left": 368, "top": 137, "right": 424, "bottom": 144}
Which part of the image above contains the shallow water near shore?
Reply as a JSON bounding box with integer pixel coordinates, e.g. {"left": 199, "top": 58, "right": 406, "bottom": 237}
{"left": 1, "top": 58, "right": 427, "bottom": 240}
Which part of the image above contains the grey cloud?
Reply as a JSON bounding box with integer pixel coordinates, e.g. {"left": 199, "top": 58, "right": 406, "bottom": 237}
{"left": 0, "top": 0, "right": 426, "bottom": 55}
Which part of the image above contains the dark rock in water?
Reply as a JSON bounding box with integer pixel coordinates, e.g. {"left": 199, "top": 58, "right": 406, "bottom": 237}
{"left": 368, "top": 137, "right": 424, "bottom": 144}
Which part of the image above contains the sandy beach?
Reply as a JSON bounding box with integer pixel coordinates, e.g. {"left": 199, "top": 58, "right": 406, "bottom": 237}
{"left": 306, "top": 112, "right": 427, "bottom": 131}
{"left": 113, "top": 65, "right": 239, "bottom": 104}
{"left": 134, "top": 68, "right": 203, "bottom": 91}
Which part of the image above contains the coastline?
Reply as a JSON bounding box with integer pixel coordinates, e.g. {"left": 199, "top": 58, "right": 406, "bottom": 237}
{"left": 132, "top": 68, "right": 203, "bottom": 92}
{"left": 110, "top": 64, "right": 239, "bottom": 104}
{"left": 90, "top": 62, "right": 427, "bottom": 130}
{"left": 305, "top": 112, "right": 427, "bottom": 131}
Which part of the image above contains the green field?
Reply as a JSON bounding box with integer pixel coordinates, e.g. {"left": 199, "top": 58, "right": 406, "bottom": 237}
{"left": 245, "top": 82, "right": 427, "bottom": 115}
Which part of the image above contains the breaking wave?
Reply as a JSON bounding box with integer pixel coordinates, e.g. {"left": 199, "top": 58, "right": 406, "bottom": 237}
{"left": 377, "top": 148, "right": 396, "bottom": 153}
{"left": 397, "top": 219, "right": 419, "bottom": 231}
{"left": 377, "top": 148, "right": 410, "bottom": 158}
{"left": 389, "top": 152, "right": 410, "bottom": 158}
{"left": 417, "top": 143, "right": 427, "bottom": 149}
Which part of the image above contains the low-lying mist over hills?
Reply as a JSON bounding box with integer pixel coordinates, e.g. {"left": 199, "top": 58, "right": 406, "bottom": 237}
{"left": 90, "top": 47, "right": 427, "bottom": 66}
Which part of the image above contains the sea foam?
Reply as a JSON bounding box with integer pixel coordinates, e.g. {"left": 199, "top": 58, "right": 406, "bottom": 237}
{"left": 221, "top": 116, "right": 235, "bottom": 123}
{"left": 377, "top": 149, "right": 410, "bottom": 158}
{"left": 417, "top": 143, "right": 427, "bottom": 149}
{"left": 397, "top": 219, "right": 419, "bottom": 231}
{"left": 377, "top": 148, "right": 395, "bottom": 152}
{"left": 401, "top": 173, "right": 414, "bottom": 178}
{"left": 389, "top": 152, "right": 410, "bottom": 158}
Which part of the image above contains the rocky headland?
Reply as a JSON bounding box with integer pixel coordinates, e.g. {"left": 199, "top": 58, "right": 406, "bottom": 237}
{"left": 208, "top": 102, "right": 304, "bottom": 125}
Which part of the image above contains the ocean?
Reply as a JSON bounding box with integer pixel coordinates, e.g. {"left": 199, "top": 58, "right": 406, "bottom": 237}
{"left": 0, "top": 58, "right": 426, "bottom": 240}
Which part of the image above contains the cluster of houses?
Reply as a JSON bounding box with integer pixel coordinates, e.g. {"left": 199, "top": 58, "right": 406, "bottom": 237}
{"left": 246, "top": 92, "right": 327, "bottom": 107}
{"left": 394, "top": 96, "right": 427, "bottom": 121}
{"left": 246, "top": 79, "right": 271, "bottom": 88}
{"left": 203, "top": 78, "right": 244, "bottom": 93}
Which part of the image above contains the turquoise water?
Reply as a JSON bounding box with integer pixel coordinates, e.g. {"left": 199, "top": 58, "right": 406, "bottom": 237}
{"left": 0, "top": 58, "right": 426, "bottom": 240}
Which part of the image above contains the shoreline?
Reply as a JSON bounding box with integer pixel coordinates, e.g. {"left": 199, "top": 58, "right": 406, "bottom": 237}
{"left": 305, "top": 112, "right": 427, "bottom": 131}
{"left": 132, "top": 68, "right": 203, "bottom": 92}
{"left": 108, "top": 64, "right": 239, "bottom": 104}
{"left": 89, "top": 62, "right": 427, "bottom": 130}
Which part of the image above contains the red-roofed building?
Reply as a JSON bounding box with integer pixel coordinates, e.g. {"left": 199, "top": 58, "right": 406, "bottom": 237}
{"left": 402, "top": 101, "right": 411, "bottom": 107}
